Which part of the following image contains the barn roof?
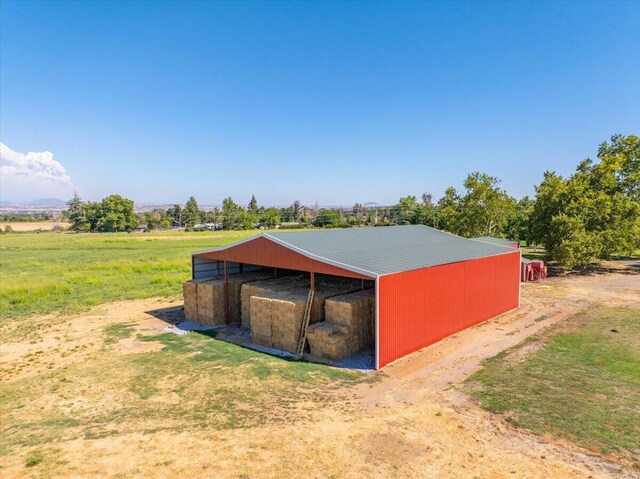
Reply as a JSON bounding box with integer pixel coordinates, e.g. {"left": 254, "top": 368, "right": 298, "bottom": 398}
{"left": 195, "top": 225, "right": 517, "bottom": 277}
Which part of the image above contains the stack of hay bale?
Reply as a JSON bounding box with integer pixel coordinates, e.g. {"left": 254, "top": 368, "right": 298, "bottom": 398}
{"left": 240, "top": 275, "right": 305, "bottom": 328}
{"left": 307, "top": 289, "right": 374, "bottom": 361}
{"left": 246, "top": 275, "right": 364, "bottom": 354}
{"left": 195, "top": 278, "right": 227, "bottom": 325}
{"left": 183, "top": 278, "right": 217, "bottom": 323}
{"left": 249, "top": 289, "right": 308, "bottom": 351}
{"left": 182, "top": 271, "right": 273, "bottom": 326}
{"left": 226, "top": 271, "right": 273, "bottom": 322}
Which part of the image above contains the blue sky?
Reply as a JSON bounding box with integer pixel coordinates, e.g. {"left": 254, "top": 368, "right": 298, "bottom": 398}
{"left": 1, "top": 1, "right": 638, "bottom": 206}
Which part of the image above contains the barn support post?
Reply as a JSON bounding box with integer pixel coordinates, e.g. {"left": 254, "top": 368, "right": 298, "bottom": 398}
{"left": 309, "top": 271, "right": 315, "bottom": 324}
{"left": 374, "top": 275, "right": 379, "bottom": 370}
{"left": 191, "top": 256, "right": 195, "bottom": 280}
{"left": 224, "top": 260, "right": 229, "bottom": 324}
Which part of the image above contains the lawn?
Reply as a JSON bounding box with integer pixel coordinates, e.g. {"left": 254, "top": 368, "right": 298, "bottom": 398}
{"left": 0, "top": 230, "right": 259, "bottom": 322}
{"left": 520, "top": 246, "right": 546, "bottom": 261}
{"left": 468, "top": 306, "right": 640, "bottom": 466}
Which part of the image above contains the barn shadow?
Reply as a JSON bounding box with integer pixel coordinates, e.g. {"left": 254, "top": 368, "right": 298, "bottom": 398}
{"left": 145, "top": 305, "right": 185, "bottom": 325}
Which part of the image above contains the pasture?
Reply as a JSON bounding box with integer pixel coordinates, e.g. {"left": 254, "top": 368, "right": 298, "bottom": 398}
{"left": 0, "top": 230, "right": 257, "bottom": 322}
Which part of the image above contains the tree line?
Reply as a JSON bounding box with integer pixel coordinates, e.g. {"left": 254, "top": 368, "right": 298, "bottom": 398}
{"left": 65, "top": 134, "right": 639, "bottom": 269}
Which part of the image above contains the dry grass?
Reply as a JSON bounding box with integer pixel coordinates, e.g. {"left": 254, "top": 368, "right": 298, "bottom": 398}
{"left": 1, "top": 221, "right": 70, "bottom": 232}
{"left": 0, "top": 300, "right": 369, "bottom": 475}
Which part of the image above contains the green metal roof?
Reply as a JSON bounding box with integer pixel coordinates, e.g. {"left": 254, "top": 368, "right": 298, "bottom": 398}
{"left": 198, "top": 225, "right": 517, "bottom": 277}
{"left": 470, "top": 236, "right": 518, "bottom": 246}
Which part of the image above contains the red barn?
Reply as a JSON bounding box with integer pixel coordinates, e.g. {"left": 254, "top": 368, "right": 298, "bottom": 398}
{"left": 192, "top": 225, "right": 520, "bottom": 368}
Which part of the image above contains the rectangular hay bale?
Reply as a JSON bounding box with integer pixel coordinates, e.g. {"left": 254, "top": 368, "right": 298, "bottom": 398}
{"left": 307, "top": 289, "right": 375, "bottom": 361}
{"left": 249, "top": 295, "right": 275, "bottom": 347}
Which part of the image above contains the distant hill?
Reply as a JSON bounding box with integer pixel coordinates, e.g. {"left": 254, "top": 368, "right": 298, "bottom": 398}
{"left": 26, "top": 198, "right": 67, "bottom": 206}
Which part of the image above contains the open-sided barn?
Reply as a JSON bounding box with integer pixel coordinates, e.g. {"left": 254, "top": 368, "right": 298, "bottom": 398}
{"left": 189, "top": 225, "right": 521, "bottom": 368}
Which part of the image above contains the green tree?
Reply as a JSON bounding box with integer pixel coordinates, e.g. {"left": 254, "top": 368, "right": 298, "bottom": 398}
{"left": 531, "top": 134, "right": 640, "bottom": 268}
{"left": 291, "top": 200, "right": 303, "bottom": 221}
{"left": 505, "top": 196, "right": 534, "bottom": 243}
{"left": 438, "top": 187, "right": 462, "bottom": 233}
{"left": 414, "top": 204, "right": 440, "bottom": 228}
{"left": 237, "top": 211, "right": 257, "bottom": 230}
{"left": 66, "top": 193, "right": 88, "bottom": 232}
{"left": 183, "top": 197, "right": 201, "bottom": 227}
{"left": 168, "top": 204, "right": 183, "bottom": 226}
{"left": 144, "top": 212, "right": 156, "bottom": 231}
{"left": 95, "top": 195, "right": 138, "bottom": 232}
{"left": 456, "top": 172, "right": 516, "bottom": 237}
{"left": 248, "top": 195, "right": 258, "bottom": 212}
{"left": 313, "top": 209, "right": 340, "bottom": 227}
{"left": 83, "top": 202, "right": 101, "bottom": 231}
{"left": 394, "top": 195, "right": 419, "bottom": 224}
{"left": 261, "top": 208, "right": 280, "bottom": 228}
{"left": 222, "top": 197, "right": 240, "bottom": 230}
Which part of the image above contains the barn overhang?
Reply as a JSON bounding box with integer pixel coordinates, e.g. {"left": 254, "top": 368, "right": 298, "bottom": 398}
{"left": 192, "top": 234, "right": 376, "bottom": 280}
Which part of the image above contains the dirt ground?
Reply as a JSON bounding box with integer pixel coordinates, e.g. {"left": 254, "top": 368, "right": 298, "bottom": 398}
{"left": 1, "top": 261, "right": 639, "bottom": 478}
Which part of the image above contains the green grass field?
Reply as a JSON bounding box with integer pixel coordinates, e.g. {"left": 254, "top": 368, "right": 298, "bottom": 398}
{"left": 468, "top": 307, "right": 640, "bottom": 465}
{"left": 0, "top": 230, "right": 258, "bottom": 322}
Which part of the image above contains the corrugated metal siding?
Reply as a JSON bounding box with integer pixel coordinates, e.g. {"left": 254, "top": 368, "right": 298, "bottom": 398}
{"left": 193, "top": 258, "right": 266, "bottom": 279}
{"left": 194, "top": 236, "right": 371, "bottom": 280}
{"left": 378, "top": 251, "right": 520, "bottom": 367}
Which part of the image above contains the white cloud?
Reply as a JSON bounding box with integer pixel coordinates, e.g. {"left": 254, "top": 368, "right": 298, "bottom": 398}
{"left": 0, "top": 143, "right": 74, "bottom": 201}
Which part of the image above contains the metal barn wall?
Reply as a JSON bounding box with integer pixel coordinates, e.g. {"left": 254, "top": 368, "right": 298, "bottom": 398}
{"left": 377, "top": 251, "right": 520, "bottom": 368}
{"left": 192, "top": 257, "right": 266, "bottom": 279}
{"left": 194, "top": 236, "right": 372, "bottom": 280}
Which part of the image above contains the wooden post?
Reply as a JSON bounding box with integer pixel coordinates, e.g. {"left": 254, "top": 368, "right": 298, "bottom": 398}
{"left": 224, "top": 260, "right": 229, "bottom": 324}
{"left": 309, "top": 271, "right": 315, "bottom": 324}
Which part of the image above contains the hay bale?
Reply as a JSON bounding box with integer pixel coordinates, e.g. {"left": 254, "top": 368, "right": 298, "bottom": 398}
{"left": 242, "top": 275, "right": 369, "bottom": 355}
{"left": 249, "top": 295, "right": 275, "bottom": 347}
{"left": 196, "top": 279, "right": 226, "bottom": 325}
{"left": 307, "top": 289, "right": 374, "bottom": 361}
{"left": 240, "top": 275, "right": 305, "bottom": 327}
{"left": 325, "top": 289, "right": 374, "bottom": 345}
{"left": 184, "top": 271, "right": 275, "bottom": 327}
{"left": 226, "top": 271, "right": 273, "bottom": 323}
{"left": 269, "top": 292, "right": 307, "bottom": 352}
{"left": 249, "top": 288, "right": 308, "bottom": 353}
{"left": 183, "top": 278, "right": 220, "bottom": 323}
{"left": 307, "top": 322, "right": 352, "bottom": 361}
{"left": 183, "top": 280, "right": 199, "bottom": 322}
